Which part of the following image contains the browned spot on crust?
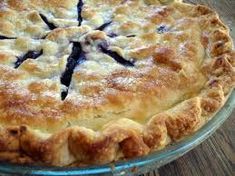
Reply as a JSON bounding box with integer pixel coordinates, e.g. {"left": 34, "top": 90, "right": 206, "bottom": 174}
{"left": 0, "top": 127, "right": 20, "bottom": 152}
{"left": 129, "top": 45, "right": 158, "bottom": 59}
{"left": 120, "top": 135, "right": 149, "bottom": 158}
{"left": 144, "top": 115, "right": 167, "bottom": 149}
{"left": 201, "top": 32, "right": 209, "bottom": 48}
{"left": 149, "top": 6, "right": 173, "bottom": 24}
{"left": 165, "top": 99, "right": 201, "bottom": 140}
{"left": 210, "top": 41, "right": 231, "bottom": 57}
{"left": 153, "top": 47, "right": 182, "bottom": 71}
{"left": 28, "top": 81, "right": 59, "bottom": 94}
{"left": 194, "top": 5, "right": 214, "bottom": 16}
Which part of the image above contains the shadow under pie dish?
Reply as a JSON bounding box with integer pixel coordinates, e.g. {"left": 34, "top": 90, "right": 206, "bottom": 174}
{"left": 0, "top": 0, "right": 234, "bottom": 168}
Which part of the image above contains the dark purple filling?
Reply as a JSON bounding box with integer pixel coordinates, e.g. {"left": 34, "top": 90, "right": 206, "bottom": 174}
{"left": 60, "top": 0, "right": 84, "bottom": 100}
{"left": 14, "top": 50, "right": 43, "bottom": 68}
{"left": 60, "top": 42, "right": 86, "bottom": 100}
{"left": 107, "top": 33, "right": 137, "bottom": 38}
{"left": 39, "top": 14, "right": 57, "bottom": 30}
{"left": 157, "top": 25, "right": 168, "bottom": 34}
{"left": 96, "top": 21, "right": 112, "bottom": 31}
{"left": 126, "top": 35, "right": 136, "bottom": 38}
{"left": 107, "top": 33, "right": 118, "bottom": 38}
{"left": 98, "top": 42, "right": 134, "bottom": 67}
{"left": 77, "top": 0, "right": 84, "bottom": 26}
{"left": 41, "top": 34, "right": 48, "bottom": 39}
{"left": 0, "top": 35, "right": 16, "bottom": 40}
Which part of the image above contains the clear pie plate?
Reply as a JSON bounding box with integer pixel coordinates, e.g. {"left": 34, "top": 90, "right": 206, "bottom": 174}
{"left": 0, "top": 91, "right": 234, "bottom": 176}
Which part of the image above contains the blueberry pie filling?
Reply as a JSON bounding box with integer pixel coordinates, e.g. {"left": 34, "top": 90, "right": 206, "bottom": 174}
{"left": 98, "top": 42, "right": 135, "bottom": 67}
{"left": 0, "top": 35, "right": 16, "bottom": 40}
{"left": 15, "top": 50, "right": 43, "bottom": 68}
{"left": 61, "top": 42, "right": 86, "bottom": 100}
{"left": 77, "top": 0, "right": 84, "bottom": 26}
{"left": 96, "top": 21, "right": 113, "bottom": 31}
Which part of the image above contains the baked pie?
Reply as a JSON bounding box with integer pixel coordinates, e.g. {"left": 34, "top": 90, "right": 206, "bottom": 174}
{"left": 0, "top": 0, "right": 234, "bottom": 166}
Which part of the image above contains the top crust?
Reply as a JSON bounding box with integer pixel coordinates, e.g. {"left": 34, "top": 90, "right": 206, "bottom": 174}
{"left": 0, "top": 0, "right": 234, "bottom": 166}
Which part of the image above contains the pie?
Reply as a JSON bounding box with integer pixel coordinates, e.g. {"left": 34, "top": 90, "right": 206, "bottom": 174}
{"left": 0, "top": 0, "right": 234, "bottom": 167}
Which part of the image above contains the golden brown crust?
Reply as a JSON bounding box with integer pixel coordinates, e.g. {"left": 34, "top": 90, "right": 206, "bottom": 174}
{"left": 0, "top": 0, "right": 234, "bottom": 166}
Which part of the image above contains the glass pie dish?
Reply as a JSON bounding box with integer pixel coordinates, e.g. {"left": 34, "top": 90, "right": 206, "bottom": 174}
{"left": 0, "top": 91, "right": 234, "bottom": 176}
{"left": 0, "top": 0, "right": 234, "bottom": 175}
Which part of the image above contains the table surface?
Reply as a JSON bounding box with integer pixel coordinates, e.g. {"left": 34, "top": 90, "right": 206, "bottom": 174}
{"left": 144, "top": 0, "right": 235, "bottom": 176}
{"left": 157, "top": 111, "right": 235, "bottom": 176}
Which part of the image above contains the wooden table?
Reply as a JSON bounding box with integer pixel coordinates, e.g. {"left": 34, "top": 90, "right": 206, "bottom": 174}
{"left": 145, "top": 0, "right": 235, "bottom": 175}
{"left": 143, "top": 111, "right": 235, "bottom": 176}
{"left": 158, "top": 111, "right": 235, "bottom": 176}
